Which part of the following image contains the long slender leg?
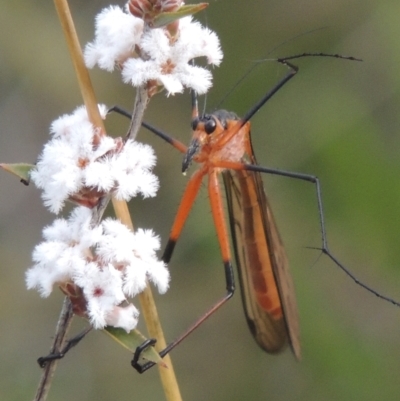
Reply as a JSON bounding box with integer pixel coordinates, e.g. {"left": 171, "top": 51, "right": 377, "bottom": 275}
{"left": 132, "top": 171, "right": 236, "bottom": 373}
{"left": 207, "top": 169, "right": 236, "bottom": 300}
{"left": 162, "top": 168, "right": 205, "bottom": 263}
{"left": 37, "top": 327, "right": 92, "bottom": 367}
{"left": 215, "top": 159, "right": 400, "bottom": 307}
{"left": 243, "top": 53, "right": 361, "bottom": 125}
{"left": 107, "top": 106, "right": 188, "bottom": 153}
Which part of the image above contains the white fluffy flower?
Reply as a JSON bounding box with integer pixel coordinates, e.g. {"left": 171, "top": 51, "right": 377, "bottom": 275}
{"left": 84, "top": 5, "right": 144, "bottom": 71}
{"left": 26, "top": 207, "right": 169, "bottom": 331}
{"left": 84, "top": 5, "right": 223, "bottom": 95}
{"left": 30, "top": 105, "right": 159, "bottom": 213}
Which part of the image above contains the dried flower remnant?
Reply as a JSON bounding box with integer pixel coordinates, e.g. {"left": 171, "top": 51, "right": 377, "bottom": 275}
{"left": 30, "top": 105, "right": 159, "bottom": 213}
{"left": 128, "top": 0, "right": 183, "bottom": 23}
{"left": 84, "top": 2, "right": 223, "bottom": 95}
{"left": 26, "top": 207, "right": 169, "bottom": 331}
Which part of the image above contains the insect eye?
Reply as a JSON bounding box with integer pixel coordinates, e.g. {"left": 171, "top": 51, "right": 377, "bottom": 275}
{"left": 191, "top": 118, "right": 199, "bottom": 131}
{"left": 204, "top": 118, "right": 216, "bottom": 134}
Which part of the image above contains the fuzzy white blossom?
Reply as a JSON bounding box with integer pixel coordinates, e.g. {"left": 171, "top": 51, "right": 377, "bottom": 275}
{"left": 26, "top": 207, "right": 169, "bottom": 331}
{"left": 84, "top": 5, "right": 223, "bottom": 95}
{"left": 85, "top": 6, "right": 144, "bottom": 71}
{"left": 30, "top": 105, "right": 159, "bottom": 213}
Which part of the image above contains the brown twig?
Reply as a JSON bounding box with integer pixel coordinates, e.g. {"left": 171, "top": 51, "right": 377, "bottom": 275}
{"left": 33, "top": 297, "right": 74, "bottom": 401}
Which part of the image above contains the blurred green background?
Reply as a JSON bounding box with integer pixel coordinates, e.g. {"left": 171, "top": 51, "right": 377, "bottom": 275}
{"left": 1, "top": 0, "right": 400, "bottom": 400}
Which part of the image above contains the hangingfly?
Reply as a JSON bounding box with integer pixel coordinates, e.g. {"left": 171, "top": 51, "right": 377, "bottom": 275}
{"left": 126, "top": 55, "right": 321, "bottom": 371}
{"left": 187, "top": 108, "right": 301, "bottom": 358}
{"left": 114, "top": 53, "right": 398, "bottom": 373}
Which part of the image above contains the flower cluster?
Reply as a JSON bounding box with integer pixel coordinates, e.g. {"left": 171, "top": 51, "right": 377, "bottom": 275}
{"left": 31, "top": 105, "right": 158, "bottom": 214}
{"left": 27, "top": 207, "right": 169, "bottom": 331}
{"left": 84, "top": 3, "right": 223, "bottom": 95}
{"left": 27, "top": 0, "right": 224, "bottom": 334}
{"left": 28, "top": 106, "right": 168, "bottom": 331}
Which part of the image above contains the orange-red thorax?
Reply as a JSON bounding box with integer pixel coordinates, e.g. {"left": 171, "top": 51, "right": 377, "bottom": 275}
{"left": 191, "top": 117, "right": 252, "bottom": 170}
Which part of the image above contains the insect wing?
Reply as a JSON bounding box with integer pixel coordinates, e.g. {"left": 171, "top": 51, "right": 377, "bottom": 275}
{"left": 253, "top": 164, "right": 301, "bottom": 359}
{"left": 223, "top": 153, "right": 301, "bottom": 359}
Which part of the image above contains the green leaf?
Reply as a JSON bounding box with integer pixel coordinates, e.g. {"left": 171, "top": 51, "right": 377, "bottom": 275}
{"left": 103, "top": 326, "right": 163, "bottom": 366}
{"left": 152, "top": 3, "right": 208, "bottom": 28}
{"left": 0, "top": 163, "right": 35, "bottom": 185}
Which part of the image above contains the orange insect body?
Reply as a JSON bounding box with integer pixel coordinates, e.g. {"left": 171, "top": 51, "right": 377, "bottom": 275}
{"left": 192, "top": 116, "right": 283, "bottom": 318}
{"left": 180, "top": 109, "right": 300, "bottom": 358}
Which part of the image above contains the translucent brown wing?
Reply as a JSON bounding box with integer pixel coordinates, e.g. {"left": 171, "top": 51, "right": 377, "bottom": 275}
{"left": 222, "top": 152, "right": 301, "bottom": 359}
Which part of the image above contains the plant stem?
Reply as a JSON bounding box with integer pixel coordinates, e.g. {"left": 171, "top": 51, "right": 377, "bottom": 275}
{"left": 127, "top": 85, "right": 150, "bottom": 140}
{"left": 50, "top": 1, "right": 182, "bottom": 401}
{"left": 33, "top": 298, "right": 74, "bottom": 401}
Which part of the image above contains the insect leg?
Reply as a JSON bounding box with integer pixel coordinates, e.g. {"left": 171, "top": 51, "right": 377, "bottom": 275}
{"left": 216, "top": 160, "right": 400, "bottom": 307}
{"left": 37, "top": 327, "right": 92, "bottom": 367}
{"left": 239, "top": 53, "right": 360, "bottom": 127}
{"left": 132, "top": 170, "right": 237, "bottom": 373}
{"left": 107, "top": 106, "right": 187, "bottom": 153}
